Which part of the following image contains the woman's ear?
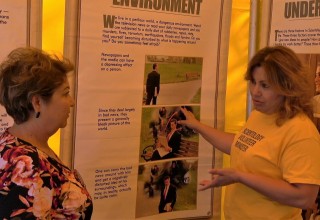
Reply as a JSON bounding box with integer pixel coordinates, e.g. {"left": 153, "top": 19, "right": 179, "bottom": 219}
{"left": 31, "top": 95, "right": 42, "bottom": 113}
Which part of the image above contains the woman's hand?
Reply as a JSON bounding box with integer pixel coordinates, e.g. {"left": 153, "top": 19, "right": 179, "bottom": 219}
{"left": 199, "top": 168, "right": 239, "bottom": 191}
{"left": 178, "top": 107, "right": 200, "bottom": 130}
{"left": 200, "top": 168, "right": 320, "bottom": 209}
{"left": 179, "top": 106, "right": 235, "bottom": 154}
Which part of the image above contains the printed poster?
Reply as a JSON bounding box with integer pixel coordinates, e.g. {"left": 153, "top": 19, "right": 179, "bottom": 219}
{"left": 0, "top": 0, "right": 28, "bottom": 132}
{"left": 74, "top": 1, "right": 228, "bottom": 219}
{"left": 269, "top": 0, "right": 320, "bottom": 53}
{"left": 269, "top": 0, "right": 320, "bottom": 122}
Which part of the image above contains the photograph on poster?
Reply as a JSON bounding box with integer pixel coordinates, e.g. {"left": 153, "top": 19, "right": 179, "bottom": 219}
{"left": 135, "top": 159, "right": 197, "bottom": 218}
{"left": 139, "top": 105, "right": 199, "bottom": 163}
{"left": 142, "top": 55, "right": 203, "bottom": 106}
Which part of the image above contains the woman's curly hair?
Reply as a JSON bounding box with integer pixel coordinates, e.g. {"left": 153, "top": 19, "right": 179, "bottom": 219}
{"left": 245, "top": 46, "right": 313, "bottom": 126}
{"left": 0, "top": 47, "right": 74, "bottom": 124}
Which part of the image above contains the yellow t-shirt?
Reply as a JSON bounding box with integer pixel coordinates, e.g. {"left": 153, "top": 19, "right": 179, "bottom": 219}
{"left": 224, "top": 110, "right": 320, "bottom": 220}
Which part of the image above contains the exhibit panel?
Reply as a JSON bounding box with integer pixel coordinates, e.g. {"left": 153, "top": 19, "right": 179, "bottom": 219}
{"left": 72, "top": 0, "right": 232, "bottom": 219}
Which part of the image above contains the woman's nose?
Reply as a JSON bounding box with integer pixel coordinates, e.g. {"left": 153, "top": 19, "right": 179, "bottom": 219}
{"left": 251, "top": 85, "right": 261, "bottom": 96}
{"left": 69, "top": 96, "right": 75, "bottom": 107}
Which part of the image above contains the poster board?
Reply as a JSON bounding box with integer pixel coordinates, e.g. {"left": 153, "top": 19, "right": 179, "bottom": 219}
{"left": 73, "top": 1, "right": 231, "bottom": 219}
{"left": 268, "top": 0, "right": 320, "bottom": 53}
{"left": 0, "top": 0, "right": 29, "bottom": 132}
{"left": 268, "top": 0, "right": 320, "bottom": 109}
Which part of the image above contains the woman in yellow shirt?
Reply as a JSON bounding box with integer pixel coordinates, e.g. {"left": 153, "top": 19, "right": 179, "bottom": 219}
{"left": 179, "top": 46, "right": 320, "bottom": 220}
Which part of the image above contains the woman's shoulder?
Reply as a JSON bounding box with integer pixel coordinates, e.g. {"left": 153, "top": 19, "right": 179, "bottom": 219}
{"left": 0, "top": 128, "right": 16, "bottom": 147}
{"left": 0, "top": 129, "right": 38, "bottom": 158}
{"left": 283, "top": 113, "right": 320, "bottom": 139}
{"left": 288, "top": 113, "right": 316, "bottom": 128}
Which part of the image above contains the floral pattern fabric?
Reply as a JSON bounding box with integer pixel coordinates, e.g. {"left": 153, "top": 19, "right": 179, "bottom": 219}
{"left": 0, "top": 129, "right": 93, "bottom": 219}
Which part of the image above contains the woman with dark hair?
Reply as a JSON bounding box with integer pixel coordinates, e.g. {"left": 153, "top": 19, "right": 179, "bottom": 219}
{"left": 0, "top": 47, "right": 93, "bottom": 219}
{"left": 179, "top": 46, "right": 320, "bottom": 219}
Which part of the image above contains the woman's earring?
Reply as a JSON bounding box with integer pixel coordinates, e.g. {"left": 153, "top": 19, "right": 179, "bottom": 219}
{"left": 35, "top": 112, "right": 40, "bottom": 118}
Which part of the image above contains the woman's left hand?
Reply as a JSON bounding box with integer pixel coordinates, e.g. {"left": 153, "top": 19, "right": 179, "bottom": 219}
{"left": 199, "top": 168, "right": 239, "bottom": 191}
